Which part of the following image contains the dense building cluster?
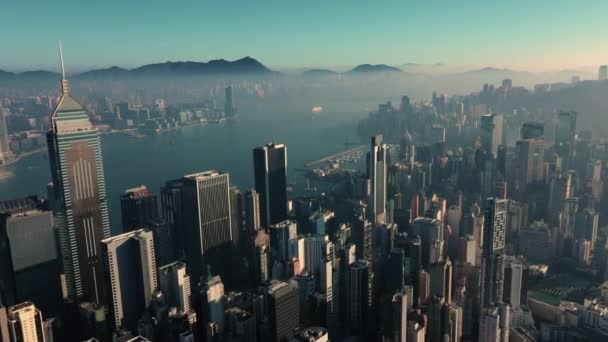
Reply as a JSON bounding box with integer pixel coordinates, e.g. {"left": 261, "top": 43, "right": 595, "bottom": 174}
{"left": 4, "top": 59, "right": 608, "bottom": 342}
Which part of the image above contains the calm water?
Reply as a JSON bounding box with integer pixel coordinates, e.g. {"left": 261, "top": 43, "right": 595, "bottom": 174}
{"left": 0, "top": 105, "right": 365, "bottom": 231}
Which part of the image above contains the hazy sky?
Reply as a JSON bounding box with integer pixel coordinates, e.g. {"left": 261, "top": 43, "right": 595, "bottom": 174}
{"left": 2, "top": 0, "right": 608, "bottom": 72}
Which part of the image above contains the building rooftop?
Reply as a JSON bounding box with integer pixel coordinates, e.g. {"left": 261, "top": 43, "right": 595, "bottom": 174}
{"left": 183, "top": 170, "right": 224, "bottom": 180}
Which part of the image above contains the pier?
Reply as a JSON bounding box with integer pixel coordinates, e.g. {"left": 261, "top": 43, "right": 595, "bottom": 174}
{"left": 304, "top": 145, "right": 366, "bottom": 167}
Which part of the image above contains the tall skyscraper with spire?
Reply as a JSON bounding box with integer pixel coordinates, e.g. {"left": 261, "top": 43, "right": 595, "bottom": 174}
{"left": 46, "top": 44, "right": 110, "bottom": 304}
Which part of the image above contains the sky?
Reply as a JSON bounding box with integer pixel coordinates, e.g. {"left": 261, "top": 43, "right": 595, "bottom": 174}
{"left": 2, "top": 0, "right": 608, "bottom": 72}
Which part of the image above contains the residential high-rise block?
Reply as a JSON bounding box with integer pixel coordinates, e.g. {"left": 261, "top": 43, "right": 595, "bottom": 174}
{"left": 181, "top": 171, "right": 233, "bottom": 282}
{"left": 0, "top": 305, "right": 9, "bottom": 342}
{"left": 46, "top": 45, "right": 110, "bottom": 304}
{"left": 101, "top": 229, "right": 157, "bottom": 331}
{"left": 407, "top": 321, "right": 425, "bottom": 342}
{"left": 120, "top": 185, "right": 159, "bottom": 232}
{"left": 480, "top": 114, "right": 504, "bottom": 158}
{"left": 253, "top": 143, "right": 288, "bottom": 227}
{"left": 7, "top": 302, "right": 47, "bottom": 342}
{"left": 369, "top": 135, "right": 388, "bottom": 223}
{"left": 515, "top": 138, "right": 544, "bottom": 188}
{"left": 479, "top": 303, "right": 510, "bottom": 342}
{"left": 347, "top": 260, "right": 372, "bottom": 337}
{"left": 555, "top": 111, "right": 577, "bottom": 169}
{"left": 268, "top": 281, "right": 300, "bottom": 342}
{"left": 391, "top": 290, "right": 408, "bottom": 342}
{"left": 503, "top": 257, "right": 523, "bottom": 309}
{"left": 481, "top": 198, "right": 507, "bottom": 308}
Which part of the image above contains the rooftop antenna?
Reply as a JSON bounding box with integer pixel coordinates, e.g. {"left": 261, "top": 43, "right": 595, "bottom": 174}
{"left": 59, "top": 41, "right": 69, "bottom": 94}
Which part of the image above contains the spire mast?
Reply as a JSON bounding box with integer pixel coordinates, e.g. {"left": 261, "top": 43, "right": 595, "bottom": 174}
{"left": 59, "top": 41, "right": 69, "bottom": 94}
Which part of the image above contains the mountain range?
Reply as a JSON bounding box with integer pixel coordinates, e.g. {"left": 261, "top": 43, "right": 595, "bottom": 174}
{"left": 0, "top": 57, "right": 275, "bottom": 82}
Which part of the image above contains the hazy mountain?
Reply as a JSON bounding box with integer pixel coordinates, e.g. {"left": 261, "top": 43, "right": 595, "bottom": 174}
{"left": 302, "top": 69, "right": 339, "bottom": 76}
{"left": 77, "top": 66, "right": 130, "bottom": 79}
{"left": 349, "top": 64, "right": 402, "bottom": 73}
{"left": 0, "top": 57, "right": 276, "bottom": 83}
{"left": 129, "top": 56, "right": 274, "bottom": 76}
{"left": 0, "top": 70, "right": 16, "bottom": 81}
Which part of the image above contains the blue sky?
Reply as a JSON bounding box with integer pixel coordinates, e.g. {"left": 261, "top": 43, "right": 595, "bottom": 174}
{"left": 2, "top": 0, "right": 608, "bottom": 71}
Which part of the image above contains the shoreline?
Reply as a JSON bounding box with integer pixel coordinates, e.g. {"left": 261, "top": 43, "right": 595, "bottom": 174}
{"left": 0, "top": 148, "right": 47, "bottom": 169}
{"left": 0, "top": 119, "right": 231, "bottom": 168}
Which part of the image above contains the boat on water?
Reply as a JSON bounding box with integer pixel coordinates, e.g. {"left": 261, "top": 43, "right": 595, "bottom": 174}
{"left": 312, "top": 105, "right": 323, "bottom": 113}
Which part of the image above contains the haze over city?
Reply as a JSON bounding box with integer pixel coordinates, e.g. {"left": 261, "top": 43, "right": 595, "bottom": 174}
{"left": 2, "top": 1, "right": 608, "bottom": 342}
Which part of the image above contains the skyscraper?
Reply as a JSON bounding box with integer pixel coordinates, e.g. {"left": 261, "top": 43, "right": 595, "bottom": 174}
{"left": 391, "top": 291, "right": 408, "bottom": 342}
{"left": 503, "top": 256, "right": 523, "bottom": 309}
{"left": 229, "top": 186, "right": 243, "bottom": 247}
{"left": 599, "top": 65, "right": 608, "bottom": 80}
{"left": 0, "top": 305, "right": 8, "bottom": 342}
{"left": 0, "top": 197, "right": 62, "bottom": 315}
{"left": 243, "top": 189, "right": 261, "bottom": 235}
{"left": 520, "top": 122, "right": 544, "bottom": 140}
{"left": 479, "top": 304, "right": 510, "bottom": 342}
{"left": 268, "top": 281, "right": 300, "bottom": 342}
{"left": 0, "top": 109, "right": 10, "bottom": 162}
{"left": 407, "top": 321, "right": 426, "bottom": 342}
{"left": 120, "top": 185, "right": 159, "bottom": 232}
{"left": 481, "top": 198, "right": 507, "bottom": 308}
{"left": 161, "top": 178, "right": 185, "bottom": 259}
{"left": 46, "top": 45, "right": 110, "bottom": 304}
{"left": 443, "top": 303, "right": 463, "bottom": 342}
{"left": 560, "top": 197, "right": 579, "bottom": 238}
{"left": 480, "top": 114, "right": 504, "bottom": 158}
{"left": 7, "top": 302, "right": 47, "bottom": 342}
{"left": 204, "top": 275, "right": 225, "bottom": 334}
{"left": 253, "top": 143, "right": 288, "bottom": 227}
{"left": 224, "top": 86, "right": 235, "bottom": 117}
{"left": 158, "top": 261, "right": 191, "bottom": 314}
{"left": 555, "top": 111, "right": 577, "bottom": 169}
{"left": 347, "top": 259, "right": 372, "bottom": 337}
{"left": 101, "top": 229, "right": 157, "bottom": 331}
{"left": 369, "top": 134, "right": 388, "bottom": 223}
{"left": 515, "top": 138, "right": 544, "bottom": 190}
{"left": 181, "top": 171, "right": 233, "bottom": 282}
{"left": 427, "top": 295, "right": 445, "bottom": 342}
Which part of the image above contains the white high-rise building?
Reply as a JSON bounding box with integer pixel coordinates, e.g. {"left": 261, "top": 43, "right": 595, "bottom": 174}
{"left": 369, "top": 135, "right": 388, "bottom": 223}
{"left": 7, "top": 302, "right": 47, "bottom": 342}
{"left": 101, "top": 229, "right": 157, "bottom": 331}
{"left": 504, "top": 257, "right": 523, "bottom": 309}
{"left": 158, "top": 261, "right": 191, "bottom": 314}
